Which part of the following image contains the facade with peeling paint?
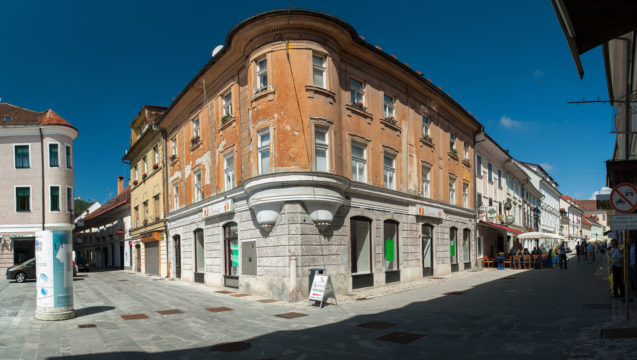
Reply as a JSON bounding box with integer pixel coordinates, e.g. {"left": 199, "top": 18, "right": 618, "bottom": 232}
{"left": 161, "top": 10, "right": 483, "bottom": 300}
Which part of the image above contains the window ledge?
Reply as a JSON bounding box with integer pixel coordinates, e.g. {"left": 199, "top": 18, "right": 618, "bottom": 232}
{"left": 250, "top": 88, "right": 275, "bottom": 102}
{"left": 380, "top": 117, "right": 401, "bottom": 132}
{"left": 448, "top": 152, "right": 459, "bottom": 161}
{"left": 419, "top": 137, "right": 434, "bottom": 148}
{"left": 190, "top": 139, "right": 202, "bottom": 151}
{"left": 305, "top": 85, "right": 335, "bottom": 101}
{"left": 345, "top": 104, "right": 373, "bottom": 119}
{"left": 462, "top": 159, "right": 471, "bottom": 167}
{"left": 219, "top": 116, "right": 236, "bottom": 131}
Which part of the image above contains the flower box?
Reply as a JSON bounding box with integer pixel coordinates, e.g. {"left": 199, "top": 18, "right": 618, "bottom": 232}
{"left": 221, "top": 114, "right": 231, "bottom": 123}
{"left": 191, "top": 136, "right": 200, "bottom": 145}
{"left": 422, "top": 135, "right": 433, "bottom": 143}
{"left": 351, "top": 102, "right": 367, "bottom": 112}
{"left": 153, "top": 163, "right": 159, "bottom": 170}
{"left": 132, "top": 180, "right": 139, "bottom": 185}
{"left": 170, "top": 154, "right": 177, "bottom": 161}
{"left": 142, "top": 173, "right": 147, "bottom": 178}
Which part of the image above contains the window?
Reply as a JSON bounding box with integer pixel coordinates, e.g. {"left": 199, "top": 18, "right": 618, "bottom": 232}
{"left": 65, "top": 145, "right": 72, "bottom": 169}
{"left": 222, "top": 91, "right": 232, "bottom": 117}
{"left": 422, "top": 166, "right": 430, "bottom": 198}
{"left": 351, "top": 141, "right": 367, "bottom": 182}
{"left": 476, "top": 155, "right": 482, "bottom": 176}
{"left": 133, "top": 165, "right": 138, "bottom": 181}
{"left": 258, "top": 129, "right": 271, "bottom": 175}
{"left": 602, "top": 214, "right": 606, "bottom": 221}
{"left": 450, "top": 227, "right": 458, "bottom": 266}
{"left": 143, "top": 156, "right": 147, "bottom": 174}
{"left": 171, "top": 137, "right": 177, "bottom": 156}
{"left": 256, "top": 58, "right": 267, "bottom": 91}
{"left": 134, "top": 206, "right": 139, "bottom": 227}
{"left": 16, "top": 187, "right": 30, "bottom": 212}
{"left": 351, "top": 217, "right": 372, "bottom": 274}
{"left": 224, "top": 152, "right": 234, "bottom": 191}
{"left": 464, "top": 143, "right": 469, "bottom": 159}
{"left": 488, "top": 163, "right": 493, "bottom": 182}
{"left": 192, "top": 117, "right": 200, "bottom": 138}
{"left": 422, "top": 224, "right": 434, "bottom": 276}
{"left": 462, "top": 183, "right": 469, "bottom": 208}
{"left": 383, "top": 94, "right": 395, "bottom": 119}
{"left": 194, "top": 170, "right": 202, "bottom": 201}
{"left": 153, "top": 145, "right": 159, "bottom": 165}
{"left": 449, "top": 133, "right": 456, "bottom": 152}
{"left": 422, "top": 115, "right": 430, "bottom": 138}
{"left": 224, "top": 223, "right": 238, "bottom": 276}
{"left": 14, "top": 145, "right": 29, "bottom": 169}
{"left": 153, "top": 195, "right": 160, "bottom": 220}
{"left": 350, "top": 78, "right": 364, "bottom": 105}
{"left": 498, "top": 170, "right": 502, "bottom": 187}
{"left": 314, "top": 126, "right": 329, "bottom": 171}
{"left": 463, "top": 229, "right": 471, "bottom": 264}
{"left": 384, "top": 220, "right": 399, "bottom": 272}
{"left": 50, "top": 186, "right": 60, "bottom": 211}
{"left": 449, "top": 176, "right": 456, "bottom": 204}
{"left": 312, "top": 54, "right": 326, "bottom": 88}
{"left": 143, "top": 201, "right": 149, "bottom": 222}
{"left": 49, "top": 143, "right": 59, "bottom": 167}
{"left": 383, "top": 153, "right": 396, "bottom": 190}
{"left": 67, "top": 187, "right": 73, "bottom": 212}
{"left": 194, "top": 229, "right": 205, "bottom": 273}
{"left": 172, "top": 183, "right": 179, "bottom": 210}
{"left": 507, "top": 176, "right": 511, "bottom": 192}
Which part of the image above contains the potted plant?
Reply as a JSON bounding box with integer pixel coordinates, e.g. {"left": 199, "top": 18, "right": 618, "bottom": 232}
{"left": 422, "top": 135, "right": 433, "bottom": 143}
{"left": 152, "top": 163, "right": 159, "bottom": 170}
{"left": 142, "top": 172, "right": 147, "bottom": 179}
{"left": 451, "top": 148, "right": 458, "bottom": 155}
{"left": 352, "top": 102, "right": 366, "bottom": 112}
{"left": 132, "top": 180, "right": 139, "bottom": 185}
{"left": 221, "top": 114, "right": 231, "bottom": 123}
{"left": 191, "top": 135, "right": 200, "bottom": 145}
{"left": 170, "top": 154, "right": 177, "bottom": 161}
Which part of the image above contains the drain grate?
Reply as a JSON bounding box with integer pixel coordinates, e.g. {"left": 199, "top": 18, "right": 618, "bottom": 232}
{"left": 583, "top": 303, "right": 611, "bottom": 310}
{"left": 258, "top": 299, "right": 279, "bottom": 303}
{"left": 358, "top": 321, "right": 396, "bottom": 329}
{"left": 157, "top": 309, "right": 183, "bottom": 315}
{"left": 376, "top": 332, "right": 425, "bottom": 344}
{"left": 121, "top": 314, "right": 149, "bottom": 320}
{"left": 599, "top": 328, "right": 637, "bottom": 339}
{"left": 215, "top": 290, "right": 234, "bottom": 294}
{"left": 211, "top": 341, "right": 252, "bottom": 352}
{"left": 78, "top": 324, "right": 96, "bottom": 328}
{"left": 231, "top": 293, "right": 249, "bottom": 297}
{"left": 206, "top": 307, "right": 233, "bottom": 313}
{"left": 275, "top": 312, "right": 308, "bottom": 319}
{"left": 443, "top": 291, "right": 464, "bottom": 296}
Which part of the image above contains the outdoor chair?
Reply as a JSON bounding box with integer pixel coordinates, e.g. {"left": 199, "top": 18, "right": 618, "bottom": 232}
{"left": 482, "top": 255, "right": 494, "bottom": 268}
{"left": 502, "top": 256, "right": 513, "bottom": 268}
{"left": 522, "top": 255, "right": 532, "bottom": 269}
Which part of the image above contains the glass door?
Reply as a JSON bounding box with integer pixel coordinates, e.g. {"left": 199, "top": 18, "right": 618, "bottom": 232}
{"left": 422, "top": 224, "right": 434, "bottom": 276}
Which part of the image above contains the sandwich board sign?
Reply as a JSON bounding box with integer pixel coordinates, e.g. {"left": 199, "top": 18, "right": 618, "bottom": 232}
{"left": 308, "top": 274, "right": 337, "bottom": 308}
{"left": 610, "top": 183, "right": 637, "bottom": 214}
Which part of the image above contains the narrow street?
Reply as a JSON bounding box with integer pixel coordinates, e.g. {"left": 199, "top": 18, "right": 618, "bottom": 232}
{"left": 0, "top": 255, "right": 623, "bottom": 359}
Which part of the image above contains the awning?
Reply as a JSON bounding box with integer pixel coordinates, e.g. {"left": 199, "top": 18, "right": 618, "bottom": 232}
{"left": 478, "top": 221, "right": 523, "bottom": 235}
{"left": 518, "top": 232, "right": 564, "bottom": 240}
{"left": 551, "top": 0, "right": 637, "bottom": 78}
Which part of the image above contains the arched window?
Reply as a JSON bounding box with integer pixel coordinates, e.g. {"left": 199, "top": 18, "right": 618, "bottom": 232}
{"left": 224, "top": 222, "right": 238, "bottom": 277}
{"left": 194, "top": 228, "right": 204, "bottom": 273}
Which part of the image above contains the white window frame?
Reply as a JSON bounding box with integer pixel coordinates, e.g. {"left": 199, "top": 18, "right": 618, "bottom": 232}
{"left": 350, "top": 78, "right": 365, "bottom": 105}
{"left": 449, "top": 176, "right": 456, "bottom": 205}
{"left": 192, "top": 116, "right": 200, "bottom": 138}
{"left": 256, "top": 57, "right": 268, "bottom": 92}
{"left": 462, "top": 182, "right": 469, "bottom": 208}
{"left": 422, "top": 115, "right": 430, "bottom": 138}
{"left": 133, "top": 165, "right": 138, "bottom": 181}
{"left": 66, "top": 186, "right": 73, "bottom": 212}
{"left": 258, "top": 128, "right": 271, "bottom": 175}
{"left": 48, "top": 142, "right": 60, "bottom": 168}
{"left": 383, "top": 94, "right": 395, "bottom": 119}
{"left": 143, "top": 156, "right": 147, "bottom": 175}
{"left": 351, "top": 141, "right": 367, "bottom": 183}
{"left": 312, "top": 54, "right": 326, "bottom": 88}
{"left": 171, "top": 137, "right": 177, "bottom": 156}
{"left": 172, "top": 183, "right": 179, "bottom": 210}
{"left": 222, "top": 90, "right": 233, "bottom": 117}
{"left": 14, "top": 185, "right": 32, "bottom": 213}
{"left": 383, "top": 153, "right": 396, "bottom": 190}
{"left": 488, "top": 163, "right": 493, "bottom": 182}
{"left": 143, "top": 200, "right": 149, "bottom": 221}
{"left": 49, "top": 185, "right": 61, "bottom": 212}
{"left": 194, "top": 170, "right": 202, "bottom": 202}
{"left": 449, "top": 133, "right": 456, "bottom": 152}
{"left": 224, "top": 152, "right": 235, "bottom": 191}
{"left": 463, "top": 143, "right": 469, "bottom": 160}
{"left": 65, "top": 144, "right": 72, "bottom": 169}
{"left": 498, "top": 170, "right": 502, "bottom": 187}
{"left": 314, "top": 126, "right": 329, "bottom": 172}
{"left": 13, "top": 144, "right": 31, "bottom": 170}
{"left": 422, "top": 166, "right": 430, "bottom": 198}
{"left": 153, "top": 145, "right": 159, "bottom": 165}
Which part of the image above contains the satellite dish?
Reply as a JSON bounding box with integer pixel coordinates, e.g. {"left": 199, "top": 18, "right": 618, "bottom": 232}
{"left": 212, "top": 45, "right": 224, "bottom": 57}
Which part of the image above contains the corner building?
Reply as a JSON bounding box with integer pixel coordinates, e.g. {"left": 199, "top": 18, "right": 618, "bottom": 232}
{"left": 162, "top": 10, "right": 482, "bottom": 300}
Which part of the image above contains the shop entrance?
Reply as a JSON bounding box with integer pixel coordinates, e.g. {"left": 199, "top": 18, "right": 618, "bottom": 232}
{"left": 174, "top": 235, "right": 181, "bottom": 279}
{"left": 135, "top": 244, "right": 141, "bottom": 272}
{"left": 13, "top": 237, "right": 35, "bottom": 265}
{"left": 223, "top": 223, "right": 239, "bottom": 288}
{"left": 145, "top": 241, "right": 159, "bottom": 275}
{"left": 422, "top": 224, "right": 434, "bottom": 277}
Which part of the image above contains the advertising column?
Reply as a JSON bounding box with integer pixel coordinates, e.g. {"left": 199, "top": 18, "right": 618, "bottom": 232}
{"left": 35, "top": 230, "right": 75, "bottom": 320}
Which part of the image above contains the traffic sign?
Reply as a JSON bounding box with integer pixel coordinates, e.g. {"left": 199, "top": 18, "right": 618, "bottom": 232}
{"left": 610, "top": 183, "right": 637, "bottom": 213}
{"left": 610, "top": 214, "right": 637, "bottom": 230}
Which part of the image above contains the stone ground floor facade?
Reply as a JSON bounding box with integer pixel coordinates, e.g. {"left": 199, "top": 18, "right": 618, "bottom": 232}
{"left": 128, "top": 227, "right": 167, "bottom": 277}
{"left": 166, "top": 173, "right": 477, "bottom": 301}
{"left": 0, "top": 233, "right": 35, "bottom": 273}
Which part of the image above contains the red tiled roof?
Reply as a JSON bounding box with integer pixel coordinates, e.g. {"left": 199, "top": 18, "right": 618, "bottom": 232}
{"left": 0, "top": 103, "right": 77, "bottom": 131}
{"left": 83, "top": 186, "right": 130, "bottom": 221}
{"left": 479, "top": 221, "right": 523, "bottom": 235}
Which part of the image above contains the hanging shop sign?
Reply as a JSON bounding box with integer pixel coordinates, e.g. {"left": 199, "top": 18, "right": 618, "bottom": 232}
{"left": 203, "top": 199, "right": 234, "bottom": 218}
{"left": 116, "top": 228, "right": 125, "bottom": 236}
{"left": 506, "top": 215, "right": 515, "bottom": 225}
{"left": 413, "top": 205, "right": 445, "bottom": 219}
{"left": 479, "top": 205, "right": 487, "bottom": 214}
{"left": 487, "top": 206, "right": 497, "bottom": 218}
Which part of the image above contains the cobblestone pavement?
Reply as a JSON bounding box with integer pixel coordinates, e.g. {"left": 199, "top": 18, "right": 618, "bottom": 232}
{"left": 0, "top": 254, "right": 632, "bottom": 360}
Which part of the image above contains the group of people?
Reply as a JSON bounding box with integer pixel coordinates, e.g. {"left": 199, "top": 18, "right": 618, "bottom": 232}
{"left": 575, "top": 240, "right": 602, "bottom": 263}
{"left": 610, "top": 237, "right": 637, "bottom": 299}
{"left": 508, "top": 241, "right": 551, "bottom": 268}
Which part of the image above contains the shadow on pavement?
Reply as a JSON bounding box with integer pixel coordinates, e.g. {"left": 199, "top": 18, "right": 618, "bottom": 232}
{"left": 46, "top": 259, "right": 615, "bottom": 359}
{"left": 74, "top": 306, "right": 116, "bottom": 318}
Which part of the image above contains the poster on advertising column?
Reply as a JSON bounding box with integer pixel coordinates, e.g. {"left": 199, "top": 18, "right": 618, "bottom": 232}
{"left": 36, "top": 230, "right": 73, "bottom": 308}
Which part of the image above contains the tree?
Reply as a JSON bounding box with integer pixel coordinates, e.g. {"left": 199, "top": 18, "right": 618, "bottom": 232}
{"left": 74, "top": 199, "right": 93, "bottom": 218}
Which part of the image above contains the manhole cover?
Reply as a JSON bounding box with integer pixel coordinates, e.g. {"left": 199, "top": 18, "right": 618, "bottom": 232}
{"left": 231, "top": 293, "right": 249, "bottom": 297}
{"left": 211, "top": 341, "right": 251, "bottom": 352}
{"left": 258, "top": 299, "right": 279, "bottom": 303}
{"left": 78, "top": 324, "right": 96, "bottom": 328}
{"left": 121, "top": 314, "right": 149, "bottom": 320}
{"left": 358, "top": 321, "right": 396, "bottom": 329}
{"left": 376, "top": 332, "right": 425, "bottom": 344}
{"left": 157, "top": 309, "right": 183, "bottom": 315}
{"left": 206, "top": 307, "right": 233, "bottom": 313}
{"left": 599, "top": 328, "right": 637, "bottom": 339}
{"left": 275, "top": 312, "right": 308, "bottom": 319}
{"left": 215, "top": 290, "right": 234, "bottom": 294}
{"left": 443, "top": 291, "right": 464, "bottom": 296}
{"left": 583, "top": 303, "right": 611, "bottom": 310}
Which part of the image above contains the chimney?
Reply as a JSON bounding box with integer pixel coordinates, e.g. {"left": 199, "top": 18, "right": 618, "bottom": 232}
{"left": 117, "top": 176, "right": 125, "bottom": 195}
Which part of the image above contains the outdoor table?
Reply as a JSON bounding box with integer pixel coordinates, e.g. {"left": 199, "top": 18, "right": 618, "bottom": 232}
{"left": 495, "top": 256, "right": 506, "bottom": 270}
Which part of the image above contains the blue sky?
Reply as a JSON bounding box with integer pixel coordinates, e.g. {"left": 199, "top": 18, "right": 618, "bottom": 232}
{"left": 0, "top": 0, "right": 612, "bottom": 203}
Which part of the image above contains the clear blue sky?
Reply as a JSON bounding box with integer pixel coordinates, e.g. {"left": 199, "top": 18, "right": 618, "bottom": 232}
{"left": 0, "top": 0, "right": 612, "bottom": 204}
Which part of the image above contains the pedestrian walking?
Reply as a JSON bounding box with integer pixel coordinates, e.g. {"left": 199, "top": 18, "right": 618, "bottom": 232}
{"left": 610, "top": 239, "right": 624, "bottom": 298}
{"left": 575, "top": 242, "right": 582, "bottom": 262}
{"left": 559, "top": 241, "right": 568, "bottom": 270}
{"left": 583, "top": 241, "right": 588, "bottom": 261}
{"left": 587, "top": 242, "right": 595, "bottom": 263}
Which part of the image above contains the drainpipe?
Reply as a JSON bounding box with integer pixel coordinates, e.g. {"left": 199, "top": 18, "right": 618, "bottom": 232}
{"left": 39, "top": 128, "right": 45, "bottom": 230}
{"left": 473, "top": 126, "right": 486, "bottom": 270}
{"left": 160, "top": 127, "right": 170, "bottom": 278}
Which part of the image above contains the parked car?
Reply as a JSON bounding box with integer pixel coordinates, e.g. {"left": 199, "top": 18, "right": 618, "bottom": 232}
{"left": 76, "top": 256, "right": 89, "bottom": 272}
{"left": 5, "top": 258, "right": 36, "bottom": 283}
